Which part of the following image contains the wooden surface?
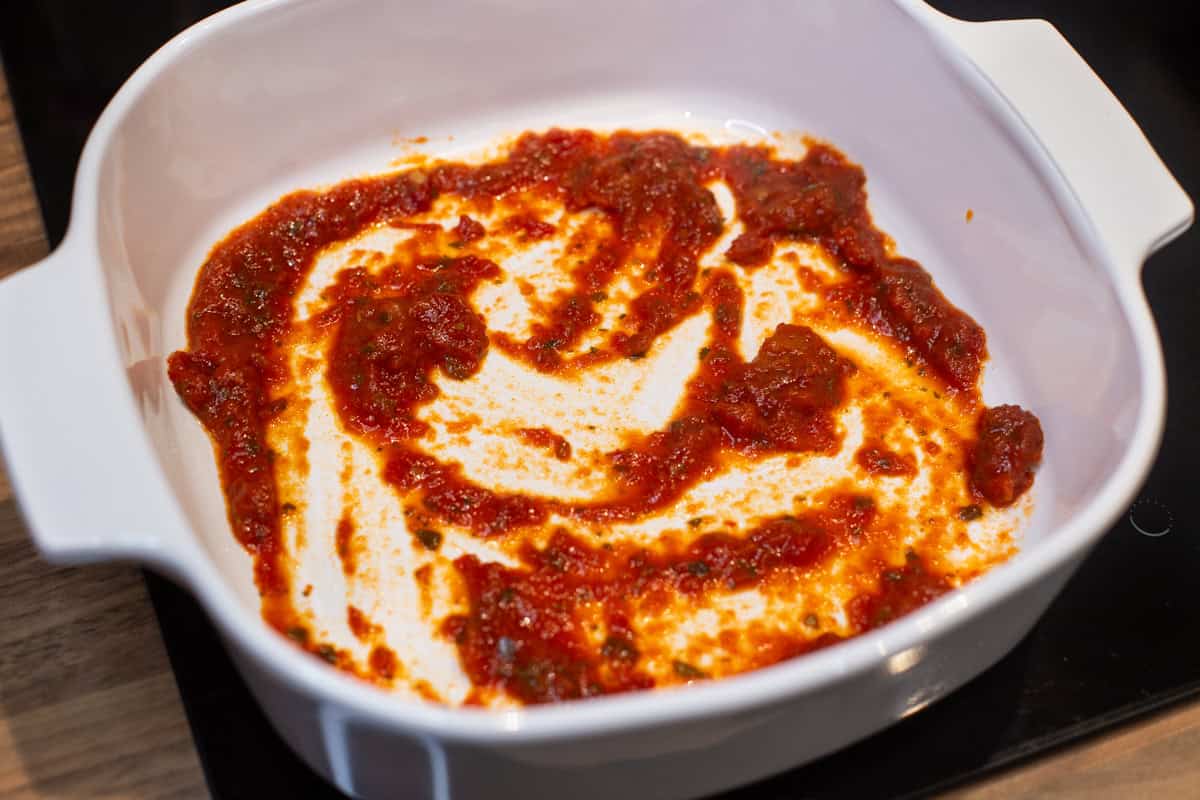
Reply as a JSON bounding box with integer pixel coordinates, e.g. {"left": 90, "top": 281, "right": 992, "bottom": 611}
{"left": 0, "top": 68, "right": 1198, "bottom": 800}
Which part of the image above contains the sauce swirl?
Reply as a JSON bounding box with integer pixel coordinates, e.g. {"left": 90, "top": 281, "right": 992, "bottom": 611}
{"left": 169, "top": 130, "right": 1042, "bottom": 704}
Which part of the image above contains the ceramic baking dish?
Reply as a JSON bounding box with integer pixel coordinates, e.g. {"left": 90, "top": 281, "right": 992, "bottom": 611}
{"left": 0, "top": 1, "right": 1191, "bottom": 797}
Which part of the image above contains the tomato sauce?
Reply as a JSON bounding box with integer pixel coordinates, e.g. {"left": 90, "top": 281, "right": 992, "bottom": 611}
{"left": 856, "top": 443, "right": 917, "bottom": 477}
{"left": 517, "top": 427, "right": 573, "bottom": 461}
{"left": 347, "top": 605, "right": 377, "bottom": 640}
{"left": 335, "top": 513, "right": 357, "bottom": 576}
{"left": 169, "top": 129, "right": 1043, "bottom": 704}
{"left": 849, "top": 551, "right": 954, "bottom": 631}
{"left": 969, "top": 404, "right": 1045, "bottom": 506}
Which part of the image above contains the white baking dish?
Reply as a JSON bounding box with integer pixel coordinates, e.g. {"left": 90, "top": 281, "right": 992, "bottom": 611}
{"left": 0, "top": 1, "right": 1190, "bottom": 797}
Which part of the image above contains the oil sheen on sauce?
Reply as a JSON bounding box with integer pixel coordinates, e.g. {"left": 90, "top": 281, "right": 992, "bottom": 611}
{"left": 168, "top": 130, "right": 1044, "bottom": 706}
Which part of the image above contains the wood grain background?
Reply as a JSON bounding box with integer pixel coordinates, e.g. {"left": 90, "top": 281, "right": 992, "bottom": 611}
{"left": 0, "top": 64, "right": 1197, "bottom": 800}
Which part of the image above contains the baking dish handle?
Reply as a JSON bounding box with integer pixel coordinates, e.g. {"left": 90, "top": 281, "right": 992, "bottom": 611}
{"left": 920, "top": 11, "right": 1194, "bottom": 272}
{"left": 0, "top": 246, "right": 186, "bottom": 566}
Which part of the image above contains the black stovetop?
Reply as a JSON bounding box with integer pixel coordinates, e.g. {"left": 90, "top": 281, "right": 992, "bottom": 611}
{"left": 2, "top": 2, "right": 1197, "bottom": 797}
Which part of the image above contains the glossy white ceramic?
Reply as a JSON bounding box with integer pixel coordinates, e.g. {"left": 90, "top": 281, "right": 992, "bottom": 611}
{"left": 0, "top": 1, "right": 1191, "bottom": 798}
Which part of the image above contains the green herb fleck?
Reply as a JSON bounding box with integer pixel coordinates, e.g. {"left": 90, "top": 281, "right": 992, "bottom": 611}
{"left": 672, "top": 660, "right": 708, "bottom": 680}
{"left": 958, "top": 504, "right": 983, "bottom": 521}
{"left": 415, "top": 528, "right": 443, "bottom": 550}
{"left": 601, "top": 636, "right": 638, "bottom": 662}
{"left": 496, "top": 636, "right": 517, "bottom": 661}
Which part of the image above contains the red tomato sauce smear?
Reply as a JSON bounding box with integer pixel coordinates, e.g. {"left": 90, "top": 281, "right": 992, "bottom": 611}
{"left": 168, "top": 130, "right": 1043, "bottom": 703}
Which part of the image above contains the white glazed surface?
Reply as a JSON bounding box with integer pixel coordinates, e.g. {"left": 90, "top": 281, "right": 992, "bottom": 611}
{"left": 0, "top": 1, "right": 1190, "bottom": 798}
